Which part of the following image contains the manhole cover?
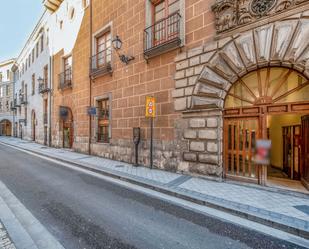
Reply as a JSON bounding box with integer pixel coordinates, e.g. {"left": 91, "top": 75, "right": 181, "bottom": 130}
{"left": 294, "top": 205, "right": 309, "bottom": 215}
{"left": 115, "top": 165, "right": 125, "bottom": 168}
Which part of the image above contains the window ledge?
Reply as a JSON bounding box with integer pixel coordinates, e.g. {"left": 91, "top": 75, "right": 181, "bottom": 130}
{"left": 90, "top": 63, "right": 113, "bottom": 79}
{"left": 144, "top": 37, "right": 182, "bottom": 60}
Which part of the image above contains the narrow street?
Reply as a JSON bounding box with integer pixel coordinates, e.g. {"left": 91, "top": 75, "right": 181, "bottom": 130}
{"left": 0, "top": 143, "right": 305, "bottom": 249}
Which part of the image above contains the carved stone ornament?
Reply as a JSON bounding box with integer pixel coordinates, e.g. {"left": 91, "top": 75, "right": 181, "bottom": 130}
{"left": 251, "top": 0, "right": 276, "bottom": 16}
{"left": 212, "top": 0, "right": 308, "bottom": 33}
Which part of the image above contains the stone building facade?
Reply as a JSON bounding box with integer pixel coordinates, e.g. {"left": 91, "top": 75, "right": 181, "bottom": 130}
{"left": 0, "top": 59, "right": 15, "bottom": 136}
{"left": 174, "top": 0, "right": 309, "bottom": 186}
{"left": 51, "top": 0, "right": 216, "bottom": 172}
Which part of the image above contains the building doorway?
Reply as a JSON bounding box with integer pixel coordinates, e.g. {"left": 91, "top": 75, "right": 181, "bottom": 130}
{"left": 60, "top": 106, "right": 73, "bottom": 149}
{"left": 266, "top": 114, "right": 308, "bottom": 192}
{"left": 0, "top": 120, "right": 12, "bottom": 136}
{"left": 31, "top": 111, "right": 36, "bottom": 141}
{"left": 224, "top": 67, "right": 309, "bottom": 191}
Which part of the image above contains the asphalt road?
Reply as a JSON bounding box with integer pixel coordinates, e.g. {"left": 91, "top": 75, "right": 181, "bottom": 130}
{"left": 0, "top": 143, "right": 305, "bottom": 249}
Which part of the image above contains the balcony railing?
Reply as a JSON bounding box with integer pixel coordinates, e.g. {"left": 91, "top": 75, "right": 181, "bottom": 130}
{"left": 43, "top": 113, "right": 48, "bottom": 124}
{"left": 19, "top": 94, "right": 27, "bottom": 105}
{"left": 10, "top": 101, "right": 16, "bottom": 111}
{"left": 90, "top": 48, "right": 112, "bottom": 78}
{"left": 59, "top": 68, "right": 72, "bottom": 90}
{"left": 39, "top": 81, "right": 50, "bottom": 94}
{"left": 144, "top": 12, "right": 181, "bottom": 59}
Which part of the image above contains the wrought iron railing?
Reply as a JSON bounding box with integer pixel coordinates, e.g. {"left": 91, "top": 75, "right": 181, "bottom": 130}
{"left": 90, "top": 48, "right": 112, "bottom": 76}
{"left": 19, "top": 94, "right": 27, "bottom": 105}
{"left": 144, "top": 12, "right": 181, "bottom": 54}
{"left": 39, "top": 80, "right": 50, "bottom": 94}
{"left": 59, "top": 68, "right": 72, "bottom": 90}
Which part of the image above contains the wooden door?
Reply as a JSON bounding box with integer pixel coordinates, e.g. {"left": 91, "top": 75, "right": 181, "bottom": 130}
{"left": 301, "top": 116, "right": 309, "bottom": 189}
{"left": 224, "top": 117, "right": 260, "bottom": 183}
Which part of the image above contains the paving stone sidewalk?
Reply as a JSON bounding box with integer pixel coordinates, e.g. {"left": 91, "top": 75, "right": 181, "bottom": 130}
{"left": 0, "top": 221, "right": 16, "bottom": 249}
{"left": 0, "top": 136, "right": 309, "bottom": 238}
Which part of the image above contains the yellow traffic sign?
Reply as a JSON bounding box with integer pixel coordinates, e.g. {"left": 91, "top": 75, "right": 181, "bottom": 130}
{"left": 145, "top": 96, "right": 156, "bottom": 118}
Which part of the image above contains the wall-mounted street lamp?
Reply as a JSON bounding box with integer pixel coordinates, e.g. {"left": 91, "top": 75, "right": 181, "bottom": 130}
{"left": 38, "top": 77, "right": 44, "bottom": 85}
{"left": 112, "top": 35, "right": 135, "bottom": 65}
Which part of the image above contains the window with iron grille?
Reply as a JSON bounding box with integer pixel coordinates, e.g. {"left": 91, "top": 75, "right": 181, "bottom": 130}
{"left": 97, "top": 98, "right": 110, "bottom": 143}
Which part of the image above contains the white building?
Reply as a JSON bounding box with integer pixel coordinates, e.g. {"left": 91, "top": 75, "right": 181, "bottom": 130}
{"left": 12, "top": 0, "right": 86, "bottom": 145}
{"left": 0, "top": 59, "right": 15, "bottom": 136}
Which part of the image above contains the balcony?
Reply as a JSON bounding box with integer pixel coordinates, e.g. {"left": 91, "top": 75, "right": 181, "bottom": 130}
{"left": 90, "top": 49, "right": 112, "bottom": 79}
{"left": 19, "top": 94, "right": 27, "bottom": 105}
{"left": 144, "top": 12, "right": 182, "bottom": 59}
{"left": 59, "top": 68, "right": 72, "bottom": 90}
{"left": 43, "top": 0, "right": 63, "bottom": 12}
{"left": 14, "top": 98, "right": 20, "bottom": 107}
{"left": 10, "top": 101, "right": 16, "bottom": 111}
{"left": 39, "top": 81, "right": 50, "bottom": 94}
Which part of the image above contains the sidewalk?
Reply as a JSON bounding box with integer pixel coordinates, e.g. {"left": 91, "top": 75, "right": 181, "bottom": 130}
{"left": 0, "top": 221, "right": 16, "bottom": 249}
{"left": 0, "top": 136, "right": 308, "bottom": 239}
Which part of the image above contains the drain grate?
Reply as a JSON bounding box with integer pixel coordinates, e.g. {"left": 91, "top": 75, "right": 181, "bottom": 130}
{"left": 294, "top": 205, "right": 309, "bottom": 215}
{"left": 41, "top": 147, "right": 48, "bottom": 149}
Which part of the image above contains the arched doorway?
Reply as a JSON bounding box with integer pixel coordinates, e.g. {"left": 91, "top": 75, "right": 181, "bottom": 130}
{"left": 223, "top": 67, "right": 309, "bottom": 189}
{"left": 31, "top": 111, "right": 36, "bottom": 141}
{"left": 60, "top": 106, "right": 74, "bottom": 148}
{"left": 0, "top": 120, "right": 12, "bottom": 136}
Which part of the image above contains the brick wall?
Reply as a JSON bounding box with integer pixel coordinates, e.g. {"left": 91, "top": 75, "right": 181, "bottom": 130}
{"left": 52, "top": 0, "right": 218, "bottom": 173}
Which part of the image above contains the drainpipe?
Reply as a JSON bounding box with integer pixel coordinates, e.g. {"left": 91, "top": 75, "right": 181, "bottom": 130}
{"left": 48, "top": 55, "right": 53, "bottom": 147}
{"left": 88, "top": 0, "right": 93, "bottom": 155}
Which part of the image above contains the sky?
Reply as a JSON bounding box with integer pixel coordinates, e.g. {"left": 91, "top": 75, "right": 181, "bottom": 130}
{"left": 0, "top": 0, "right": 44, "bottom": 62}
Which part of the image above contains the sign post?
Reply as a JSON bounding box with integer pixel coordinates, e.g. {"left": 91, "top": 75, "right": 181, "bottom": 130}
{"left": 145, "top": 96, "right": 156, "bottom": 169}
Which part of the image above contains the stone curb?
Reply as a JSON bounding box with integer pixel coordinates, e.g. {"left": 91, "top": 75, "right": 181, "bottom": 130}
{"left": 0, "top": 140, "right": 308, "bottom": 240}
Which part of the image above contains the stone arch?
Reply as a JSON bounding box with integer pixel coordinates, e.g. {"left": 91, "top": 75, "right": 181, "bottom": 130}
{"left": 173, "top": 10, "right": 309, "bottom": 177}
{"left": 191, "top": 14, "right": 309, "bottom": 111}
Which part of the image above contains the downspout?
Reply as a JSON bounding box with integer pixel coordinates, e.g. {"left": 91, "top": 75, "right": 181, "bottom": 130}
{"left": 48, "top": 55, "right": 53, "bottom": 147}
{"left": 88, "top": 0, "right": 93, "bottom": 155}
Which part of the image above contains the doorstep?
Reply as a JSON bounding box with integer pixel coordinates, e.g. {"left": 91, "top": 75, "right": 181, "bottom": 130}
{"left": 0, "top": 137, "right": 308, "bottom": 240}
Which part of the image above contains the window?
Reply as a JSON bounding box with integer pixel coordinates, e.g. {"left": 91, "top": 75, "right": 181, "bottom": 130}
{"left": 40, "top": 35, "right": 44, "bottom": 52}
{"left": 0, "top": 102, "right": 2, "bottom": 111}
{"left": 64, "top": 55, "right": 72, "bottom": 80}
{"left": 69, "top": 7, "right": 75, "bottom": 20}
{"left": 36, "top": 42, "right": 39, "bottom": 58}
{"left": 0, "top": 73, "right": 2, "bottom": 82}
{"left": 144, "top": 0, "right": 183, "bottom": 58}
{"left": 96, "top": 31, "right": 112, "bottom": 67}
{"left": 28, "top": 55, "right": 31, "bottom": 67}
{"left": 60, "top": 20, "right": 63, "bottom": 29}
{"left": 0, "top": 87, "right": 3, "bottom": 97}
{"left": 44, "top": 65, "right": 48, "bottom": 87}
{"left": 32, "top": 74, "right": 35, "bottom": 95}
{"left": 97, "top": 98, "right": 110, "bottom": 143}
{"left": 6, "top": 101, "right": 9, "bottom": 111}
{"left": 32, "top": 49, "right": 35, "bottom": 63}
{"left": 153, "top": 0, "right": 180, "bottom": 45}
{"left": 6, "top": 70, "right": 10, "bottom": 80}
{"left": 6, "top": 85, "right": 9, "bottom": 96}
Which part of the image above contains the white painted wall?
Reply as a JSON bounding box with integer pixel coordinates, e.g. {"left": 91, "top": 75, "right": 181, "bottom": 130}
{"left": 13, "top": 0, "right": 86, "bottom": 144}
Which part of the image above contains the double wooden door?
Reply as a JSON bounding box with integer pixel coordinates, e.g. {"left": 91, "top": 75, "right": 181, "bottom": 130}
{"left": 224, "top": 117, "right": 260, "bottom": 183}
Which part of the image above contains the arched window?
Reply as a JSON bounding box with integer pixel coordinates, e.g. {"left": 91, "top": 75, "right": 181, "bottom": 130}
{"left": 225, "top": 67, "right": 309, "bottom": 109}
